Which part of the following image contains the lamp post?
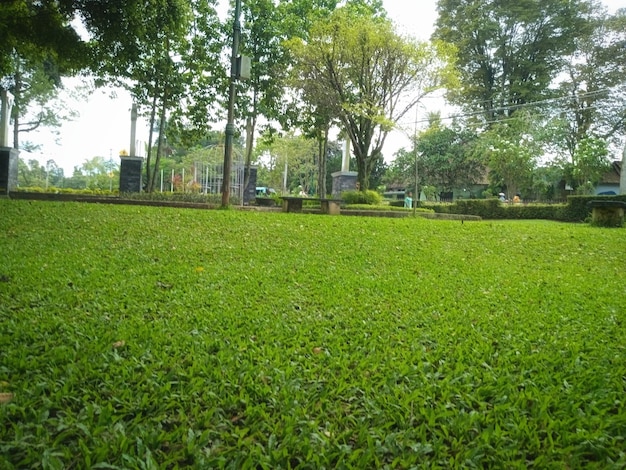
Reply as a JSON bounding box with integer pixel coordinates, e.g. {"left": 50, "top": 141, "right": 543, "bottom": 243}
{"left": 411, "top": 105, "right": 419, "bottom": 216}
{"left": 414, "top": 142, "right": 419, "bottom": 217}
{"left": 221, "top": 0, "right": 242, "bottom": 208}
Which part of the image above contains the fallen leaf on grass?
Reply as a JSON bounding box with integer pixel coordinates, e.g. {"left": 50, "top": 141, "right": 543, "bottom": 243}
{"left": 112, "top": 340, "right": 126, "bottom": 348}
{"left": 312, "top": 347, "right": 323, "bottom": 355}
{"left": 0, "top": 393, "right": 14, "bottom": 404}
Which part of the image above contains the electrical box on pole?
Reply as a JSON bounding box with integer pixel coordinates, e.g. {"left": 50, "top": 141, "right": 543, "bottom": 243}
{"left": 237, "top": 56, "right": 251, "bottom": 80}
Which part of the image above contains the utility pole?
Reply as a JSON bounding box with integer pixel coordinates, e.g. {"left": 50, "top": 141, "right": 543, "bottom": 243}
{"left": 221, "top": 0, "right": 242, "bottom": 208}
{"left": 413, "top": 106, "right": 419, "bottom": 216}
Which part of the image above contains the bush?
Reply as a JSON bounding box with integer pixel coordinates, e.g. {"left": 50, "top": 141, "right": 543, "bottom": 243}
{"left": 504, "top": 204, "right": 562, "bottom": 220}
{"left": 122, "top": 191, "right": 236, "bottom": 205}
{"left": 560, "top": 195, "right": 626, "bottom": 222}
{"left": 453, "top": 199, "right": 504, "bottom": 219}
{"left": 420, "top": 202, "right": 452, "bottom": 214}
{"left": 341, "top": 190, "right": 382, "bottom": 205}
{"left": 344, "top": 203, "right": 434, "bottom": 213}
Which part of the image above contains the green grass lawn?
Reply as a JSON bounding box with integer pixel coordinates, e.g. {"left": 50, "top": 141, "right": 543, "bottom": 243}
{"left": 1, "top": 200, "right": 625, "bottom": 469}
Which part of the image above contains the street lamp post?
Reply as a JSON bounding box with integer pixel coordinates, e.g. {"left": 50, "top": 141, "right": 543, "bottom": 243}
{"left": 221, "top": 0, "right": 242, "bottom": 208}
{"left": 414, "top": 143, "right": 418, "bottom": 217}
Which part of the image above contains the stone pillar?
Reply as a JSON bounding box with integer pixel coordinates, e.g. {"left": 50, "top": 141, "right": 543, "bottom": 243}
{"left": 0, "top": 147, "right": 19, "bottom": 194}
{"left": 130, "top": 104, "right": 138, "bottom": 157}
{"left": 243, "top": 166, "right": 257, "bottom": 204}
{"left": 0, "top": 90, "right": 14, "bottom": 148}
{"left": 119, "top": 156, "right": 143, "bottom": 193}
{"left": 341, "top": 139, "right": 351, "bottom": 172}
{"left": 619, "top": 147, "right": 626, "bottom": 194}
{"left": 331, "top": 170, "right": 358, "bottom": 198}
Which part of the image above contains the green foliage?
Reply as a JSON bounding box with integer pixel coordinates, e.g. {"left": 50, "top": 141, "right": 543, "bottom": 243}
{"left": 562, "top": 137, "right": 611, "bottom": 194}
{"left": 415, "top": 123, "right": 483, "bottom": 193}
{"left": 434, "top": 0, "right": 591, "bottom": 122}
{"left": 1, "top": 200, "right": 626, "bottom": 467}
{"left": 0, "top": 1, "right": 87, "bottom": 77}
{"left": 548, "top": 8, "right": 626, "bottom": 158}
{"left": 449, "top": 198, "right": 506, "bottom": 219}
{"left": 256, "top": 133, "right": 318, "bottom": 195}
{"left": 289, "top": 6, "right": 457, "bottom": 190}
{"left": 477, "top": 113, "right": 542, "bottom": 198}
{"left": 122, "top": 191, "right": 233, "bottom": 205}
{"left": 341, "top": 189, "right": 382, "bottom": 205}
{"left": 503, "top": 204, "right": 563, "bottom": 220}
{"left": 16, "top": 187, "right": 117, "bottom": 197}
{"left": 344, "top": 203, "right": 433, "bottom": 213}
{"left": 421, "top": 195, "right": 626, "bottom": 222}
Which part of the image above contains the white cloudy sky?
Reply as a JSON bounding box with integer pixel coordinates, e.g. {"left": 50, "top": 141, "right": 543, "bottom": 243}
{"left": 27, "top": 0, "right": 622, "bottom": 173}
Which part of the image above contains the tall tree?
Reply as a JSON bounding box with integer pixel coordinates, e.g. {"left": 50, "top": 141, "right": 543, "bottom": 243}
{"left": 416, "top": 123, "right": 482, "bottom": 195}
{"left": 1, "top": 1, "right": 89, "bottom": 150}
{"left": 90, "top": 0, "right": 223, "bottom": 193}
{"left": 0, "top": 1, "right": 86, "bottom": 78}
{"left": 549, "top": 7, "right": 626, "bottom": 159}
{"left": 434, "top": 0, "right": 592, "bottom": 123}
{"left": 478, "top": 112, "right": 542, "bottom": 198}
{"left": 5, "top": 58, "right": 80, "bottom": 150}
{"left": 255, "top": 132, "right": 318, "bottom": 194}
{"left": 290, "top": 6, "right": 457, "bottom": 190}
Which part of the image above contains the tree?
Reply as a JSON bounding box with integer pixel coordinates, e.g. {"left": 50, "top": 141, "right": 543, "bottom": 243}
{"left": 5, "top": 58, "right": 81, "bottom": 150}
{"left": 1, "top": 1, "right": 91, "bottom": 150}
{"left": 416, "top": 123, "right": 483, "bottom": 195}
{"left": 89, "top": 0, "right": 224, "bottom": 193}
{"left": 237, "top": 0, "right": 292, "bottom": 191}
{"left": 561, "top": 136, "right": 611, "bottom": 194}
{"left": 17, "top": 157, "right": 65, "bottom": 188}
{"left": 548, "top": 7, "right": 626, "bottom": 159}
{"left": 434, "top": 0, "right": 592, "bottom": 123}
{"left": 256, "top": 133, "right": 318, "bottom": 194}
{"left": 290, "top": 6, "right": 457, "bottom": 190}
{"left": 0, "top": 1, "right": 87, "bottom": 78}
{"left": 478, "top": 112, "right": 542, "bottom": 198}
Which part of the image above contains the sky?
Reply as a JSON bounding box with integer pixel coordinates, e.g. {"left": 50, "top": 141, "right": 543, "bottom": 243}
{"left": 26, "top": 0, "right": 621, "bottom": 174}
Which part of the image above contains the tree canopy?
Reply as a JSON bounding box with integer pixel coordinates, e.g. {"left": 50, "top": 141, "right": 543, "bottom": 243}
{"left": 290, "top": 6, "right": 457, "bottom": 190}
{"left": 434, "top": 0, "right": 592, "bottom": 123}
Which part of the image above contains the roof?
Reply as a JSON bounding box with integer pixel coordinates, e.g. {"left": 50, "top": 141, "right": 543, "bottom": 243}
{"left": 600, "top": 160, "right": 621, "bottom": 184}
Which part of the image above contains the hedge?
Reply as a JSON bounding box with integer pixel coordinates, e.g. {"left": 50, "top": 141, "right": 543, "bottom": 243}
{"left": 419, "top": 194, "right": 626, "bottom": 222}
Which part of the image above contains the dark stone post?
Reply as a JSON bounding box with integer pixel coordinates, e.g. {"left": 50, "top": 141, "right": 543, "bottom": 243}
{"left": 243, "top": 166, "right": 257, "bottom": 205}
{"left": 119, "top": 156, "right": 143, "bottom": 193}
{"left": 331, "top": 170, "right": 358, "bottom": 198}
{"left": 0, "top": 147, "right": 18, "bottom": 195}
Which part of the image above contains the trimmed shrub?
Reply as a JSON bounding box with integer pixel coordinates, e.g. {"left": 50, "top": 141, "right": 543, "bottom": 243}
{"left": 504, "top": 204, "right": 563, "bottom": 220}
{"left": 560, "top": 195, "right": 626, "bottom": 222}
{"left": 453, "top": 199, "right": 504, "bottom": 219}
{"left": 420, "top": 202, "right": 452, "bottom": 214}
{"left": 344, "top": 204, "right": 434, "bottom": 213}
{"left": 341, "top": 190, "right": 382, "bottom": 205}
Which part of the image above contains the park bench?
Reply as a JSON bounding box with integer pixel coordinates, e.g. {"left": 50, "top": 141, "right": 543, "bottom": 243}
{"left": 587, "top": 200, "right": 626, "bottom": 227}
{"left": 280, "top": 196, "right": 342, "bottom": 215}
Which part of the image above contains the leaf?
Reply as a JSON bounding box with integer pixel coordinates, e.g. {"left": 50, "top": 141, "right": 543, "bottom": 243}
{"left": 0, "top": 393, "right": 14, "bottom": 404}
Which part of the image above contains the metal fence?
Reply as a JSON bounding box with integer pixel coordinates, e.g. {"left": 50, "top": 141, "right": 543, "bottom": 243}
{"left": 158, "top": 153, "right": 246, "bottom": 201}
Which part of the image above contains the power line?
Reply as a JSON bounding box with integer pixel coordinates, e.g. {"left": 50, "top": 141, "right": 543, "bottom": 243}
{"left": 399, "top": 88, "right": 616, "bottom": 128}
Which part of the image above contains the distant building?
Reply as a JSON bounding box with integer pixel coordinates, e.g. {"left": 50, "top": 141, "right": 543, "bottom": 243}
{"left": 595, "top": 161, "right": 621, "bottom": 195}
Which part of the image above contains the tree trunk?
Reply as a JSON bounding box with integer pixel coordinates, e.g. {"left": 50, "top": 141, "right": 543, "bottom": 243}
{"left": 145, "top": 93, "right": 158, "bottom": 192}
{"left": 150, "top": 88, "right": 168, "bottom": 193}
{"left": 11, "top": 68, "right": 22, "bottom": 149}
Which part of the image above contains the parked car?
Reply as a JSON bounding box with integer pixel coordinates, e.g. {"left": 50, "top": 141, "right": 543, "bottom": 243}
{"left": 256, "top": 187, "right": 276, "bottom": 197}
